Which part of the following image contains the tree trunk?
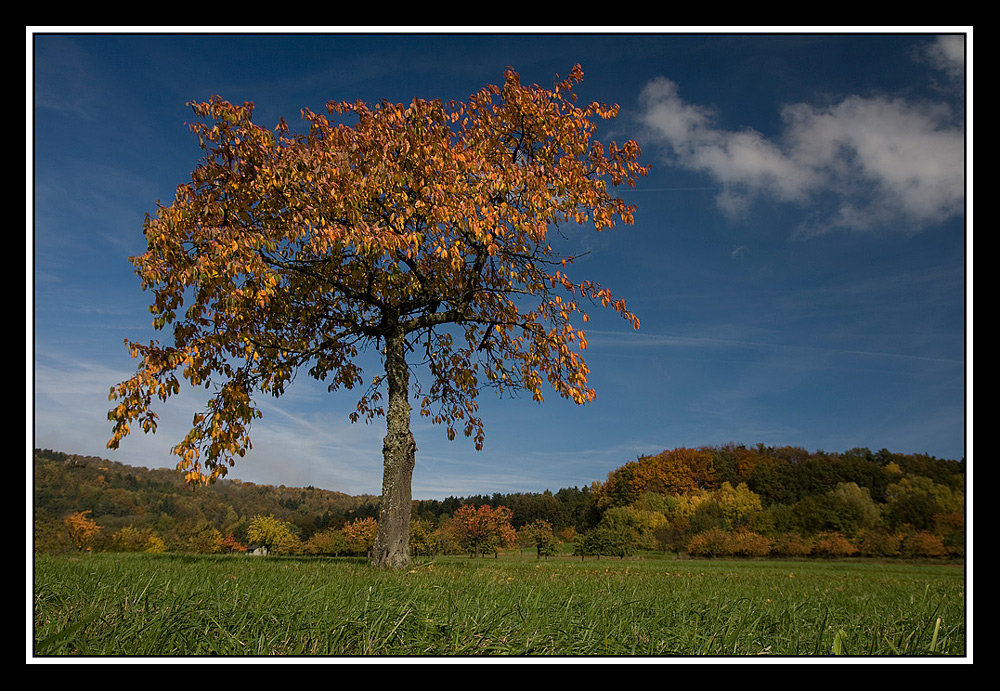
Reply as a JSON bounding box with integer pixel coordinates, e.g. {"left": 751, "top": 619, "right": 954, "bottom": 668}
{"left": 370, "top": 329, "right": 416, "bottom": 569}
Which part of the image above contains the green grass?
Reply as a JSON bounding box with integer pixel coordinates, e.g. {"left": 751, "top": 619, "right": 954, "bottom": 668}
{"left": 32, "top": 552, "right": 965, "bottom": 657}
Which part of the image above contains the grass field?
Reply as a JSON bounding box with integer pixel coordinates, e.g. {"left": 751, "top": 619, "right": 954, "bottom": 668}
{"left": 32, "top": 552, "right": 965, "bottom": 658}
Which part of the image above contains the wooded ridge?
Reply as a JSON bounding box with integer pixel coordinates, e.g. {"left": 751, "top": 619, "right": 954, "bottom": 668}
{"left": 32, "top": 443, "right": 964, "bottom": 559}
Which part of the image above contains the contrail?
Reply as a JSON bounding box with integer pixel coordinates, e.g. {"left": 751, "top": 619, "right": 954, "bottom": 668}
{"left": 622, "top": 186, "right": 724, "bottom": 192}
{"left": 584, "top": 330, "right": 964, "bottom": 365}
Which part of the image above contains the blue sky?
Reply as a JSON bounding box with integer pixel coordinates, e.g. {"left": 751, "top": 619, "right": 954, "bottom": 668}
{"left": 30, "top": 30, "right": 970, "bottom": 500}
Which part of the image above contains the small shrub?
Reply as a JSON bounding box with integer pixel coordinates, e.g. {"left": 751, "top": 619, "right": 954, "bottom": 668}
{"left": 855, "top": 529, "right": 902, "bottom": 557}
{"left": 729, "top": 530, "right": 771, "bottom": 558}
{"left": 686, "top": 527, "right": 734, "bottom": 557}
{"left": 813, "top": 532, "right": 857, "bottom": 558}
{"left": 901, "top": 530, "right": 947, "bottom": 558}
{"left": 771, "top": 533, "right": 814, "bottom": 557}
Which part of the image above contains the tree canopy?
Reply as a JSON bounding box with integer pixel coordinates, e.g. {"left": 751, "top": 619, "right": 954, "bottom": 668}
{"left": 107, "top": 65, "right": 649, "bottom": 567}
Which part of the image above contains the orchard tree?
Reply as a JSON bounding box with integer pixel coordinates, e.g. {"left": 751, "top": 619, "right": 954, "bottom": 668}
{"left": 449, "top": 503, "right": 517, "bottom": 558}
{"left": 342, "top": 516, "right": 379, "bottom": 557}
{"left": 518, "top": 518, "right": 560, "bottom": 558}
{"left": 63, "top": 510, "right": 101, "bottom": 552}
{"left": 246, "top": 514, "right": 296, "bottom": 552}
{"left": 107, "top": 65, "right": 648, "bottom": 569}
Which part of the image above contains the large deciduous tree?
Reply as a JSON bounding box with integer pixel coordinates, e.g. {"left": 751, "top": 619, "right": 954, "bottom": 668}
{"left": 107, "top": 65, "right": 648, "bottom": 568}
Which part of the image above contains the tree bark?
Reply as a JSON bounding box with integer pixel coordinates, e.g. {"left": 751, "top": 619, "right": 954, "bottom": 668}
{"left": 370, "top": 328, "right": 416, "bottom": 569}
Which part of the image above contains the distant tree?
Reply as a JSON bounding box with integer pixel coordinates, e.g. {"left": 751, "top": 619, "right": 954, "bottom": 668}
{"left": 713, "top": 481, "right": 764, "bottom": 531}
{"left": 112, "top": 525, "right": 166, "bottom": 553}
{"left": 408, "top": 517, "right": 438, "bottom": 557}
{"left": 147, "top": 534, "right": 168, "bottom": 553}
{"left": 728, "top": 530, "right": 772, "bottom": 558}
{"left": 686, "top": 527, "right": 734, "bottom": 558}
{"left": 449, "top": 504, "right": 517, "bottom": 558}
{"left": 630, "top": 490, "right": 678, "bottom": 517}
{"left": 824, "top": 482, "right": 881, "bottom": 537}
{"left": 185, "top": 523, "right": 224, "bottom": 554}
{"left": 63, "top": 510, "right": 101, "bottom": 552}
{"left": 518, "top": 519, "right": 560, "bottom": 558}
{"left": 34, "top": 518, "right": 72, "bottom": 554}
{"left": 273, "top": 531, "right": 304, "bottom": 556}
{"left": 431, "top": 524, "right": 463, "bottom": 556}
{"left": 686, "top": 497, "right": 729, "bottom": 536}
{"left": 554, "top": 484, "right": 601, "bottom": 532}
{"left": 901, "top": 530, "right": 947, "bottom": 558}
{"left": 506, "top": 492, "right": 564, "bottom": 529}
{"left": 304, "top": 527, "right": 348, "bottom": 556}
{"left": 883, "top": 476, "right": 963, "bottom": 532}
{"left": 247, "top": 514, "right": 296, "bottom": 551}
{"left": 342, "top": 516, "right": 378, "bottom": 557}
{"left": 812, "top": 532, "right": 857, "bottom": 558}
{"left": 933, "top": 511, "right": 965, "bottom": 557}
{"left": 220, "top": 531, "right": 247, "bottom": 553}
{"left": 854, "top": 529, "right": 902, "bottom": 558}
{"left": 106, "top": 64, "right": 648, "bottom": 570}
{"left": 598, "top": 448, "right": 716, "bottom": 508}
{"left": 770, "top": 532, "right": 814, "bottom": 558}
{"left": 574, "top": 523, "right": 636, "bottom": 560}
{"left": 746, "top": 456, "right": 796, "bottom": 505}
{"left": 599, "top": 504, "right": 667, "bottom": 550}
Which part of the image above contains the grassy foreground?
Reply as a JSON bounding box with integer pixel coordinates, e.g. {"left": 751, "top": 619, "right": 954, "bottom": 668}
{"left": 33, "top": 552, "right": 965, "bottom": 657}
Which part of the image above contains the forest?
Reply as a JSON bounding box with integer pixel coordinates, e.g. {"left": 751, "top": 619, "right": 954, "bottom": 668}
{"left": 32, "top": 442, "right": 965, "bottom": 560}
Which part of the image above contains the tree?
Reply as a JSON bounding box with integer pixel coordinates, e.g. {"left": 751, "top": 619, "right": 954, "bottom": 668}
{"left": 106, "top": 65, "right": 648, "bottom": 569}
{"left": 574, "top": 523, "right": 636, "bottom": 559}
{"left": 185, "top": 523, "right": 224, "bottom": 554}
{"left": 220, "top": 531, "right": 248, "bottom": 553}
{"left": 900, "top": 530, "right": 947, "bottom": 558}
{"left": 342, "top": 516, "right": 379, "bottom": 557}
{"left": 63, "top": 510, "right": 101, "bottom": 552}
{"left": 247, "top": 513, "right": 296, "bottom": 551}
{"left": 883, "top": 476, "right": 963, "bottom": 532}
{"left": 812, "top": 532, "right": 858, "bottom": 558}
{"left": 686, "top": 527, "right": 734, "bottom": 558}
{"left": 712, "top": 481, "right": 764, "bottom": 531}
{"left": 304, "top": 527, "right": 348, "bottom": 556}
{"left": 597, "top": 447, "right": 717, "bottom": 508}
{"left": 408, "top": 517, "right": 438, "bottom": 557}
{"left": 448, "top": 503, "right": 517, "bottom": 558}
{"left": 824, "top": 482, "right": 881, "bottom": 537}
{"left": 770, "top": 532, "right": 814, "bottom": 558}
{"left": 518, "top": 519, "right": 560, "bottom": 558}
{"left": 599, "top": 504, "right": 667, "bottom": 550}
{"left": 112, "top": 525, "right": 166, "bottom": 553}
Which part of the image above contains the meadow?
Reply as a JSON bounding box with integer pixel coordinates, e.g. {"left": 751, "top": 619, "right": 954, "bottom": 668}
{"left": 33, "top": 552, "right": 965, "bottom": 658}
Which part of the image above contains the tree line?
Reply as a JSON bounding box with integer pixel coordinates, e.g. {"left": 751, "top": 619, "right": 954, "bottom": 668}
{"left": 33, "top": 442, "right": 964, "bottom": 560}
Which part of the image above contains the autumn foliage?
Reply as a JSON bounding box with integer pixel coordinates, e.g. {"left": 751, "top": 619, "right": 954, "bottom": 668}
{"left": 107, "top": 64, "right": 646, "bottom": 481}
{"left": 63, "top": 510, "right": 101, "bottom": 551}
{"left": 596, "top": 447, "right": 717, "bottom": 508}
{"left": 446, "top": 503, "right": 517, "bottom": 558}
{"left": 106, "top": 64, "right": 648, "bottom": 568}
{"left": 35, "top": 445, "right": 963, "bottom": 561}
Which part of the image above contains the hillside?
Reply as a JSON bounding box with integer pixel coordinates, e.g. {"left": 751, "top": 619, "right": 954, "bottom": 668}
{"left": 32, "top": 449, "right": 380, "bottom": 553}
{"left": 32, "top": 443, "right": 965, "bottom": 558}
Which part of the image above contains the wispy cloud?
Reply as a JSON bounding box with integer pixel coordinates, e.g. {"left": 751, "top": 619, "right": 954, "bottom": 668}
{"left": 636, "top": 35, "right": 965, "bottom": 236}
{"left": 584, "top": 329, "right": 964, "bottom": 366}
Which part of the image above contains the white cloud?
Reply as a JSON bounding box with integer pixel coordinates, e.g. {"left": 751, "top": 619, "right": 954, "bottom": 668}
{"left": 920, "top": 34, "right": 966, "bottom": 82}
{"left": 783, "top": 95, "right": 964, "bottom": 234}
{"left": 637, "top": 39, "right": 965, "bottom": 236}
{"left": 638, "top": 77, "right": 817, "bottom": 212}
